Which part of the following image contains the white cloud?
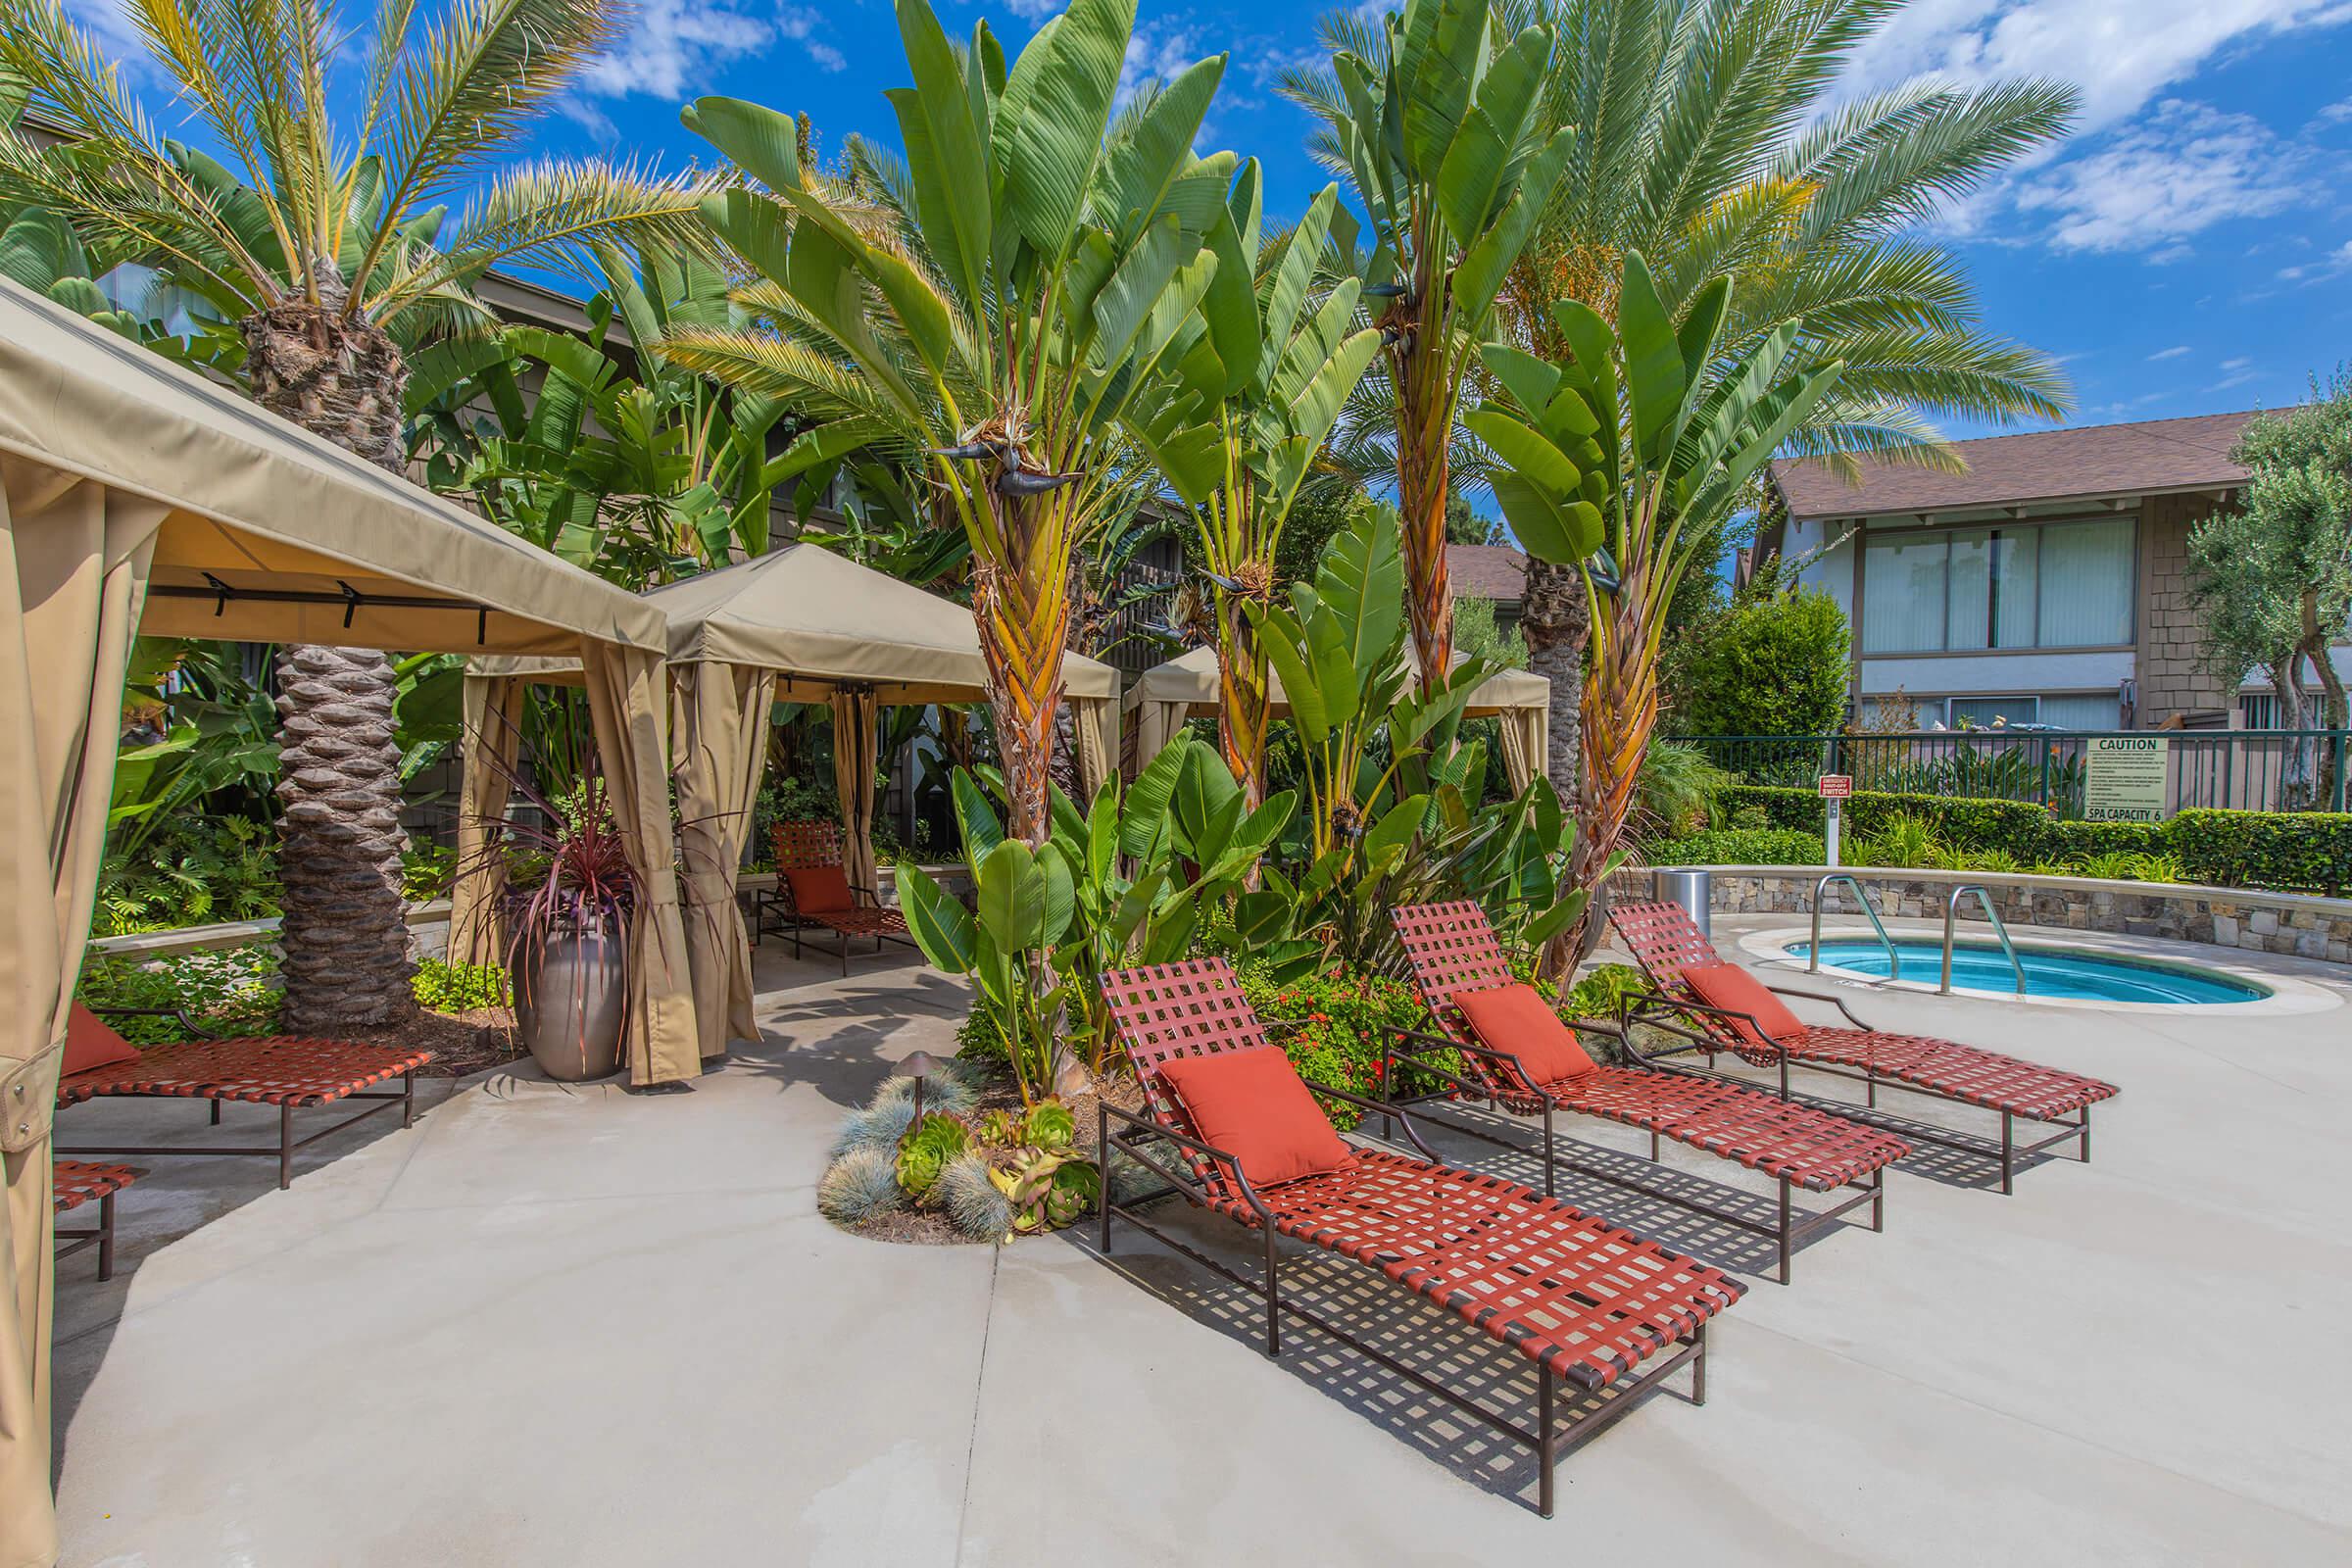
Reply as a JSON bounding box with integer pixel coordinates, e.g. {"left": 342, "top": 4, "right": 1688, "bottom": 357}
{"left": 2146, "top": 345, "right": 2192, "bottom": 360}
{"left": 1839, "top": 0, "right": 2352, "bottom": 133}
{"left": 1116, "top": 21, "right": 1203, "bottom": 111}
{"left": 581, "top": 0, "right": 843, "bottom": 102}
{"left": 2009, "top": 100, "right": 2310, "bottom": 252}
{"left": 2220, "top": 356, "right": 2254, "bottom": 369}
{"left": 1004, "top": 0, "right": 1068, "bottom": 22}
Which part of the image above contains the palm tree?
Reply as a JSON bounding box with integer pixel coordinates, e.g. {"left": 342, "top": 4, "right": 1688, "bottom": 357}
{"left": 1279, "top": 0, "right": 1573, "bottom": 691}
{"left": 1499, "top": 0, "right": 2078, "bottom": 842}
{"left": 0, "top": 0, "right": 721, "bottom": 1027}
{"left": 666, "top": 0, "right": 1232, "bottom": 846}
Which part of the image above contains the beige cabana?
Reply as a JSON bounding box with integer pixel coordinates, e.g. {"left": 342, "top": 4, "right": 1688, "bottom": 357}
{"left": 1123, "top": 644, "right": 1550, "bottom": 791}
{"left": 0, "top": 278, "right": 701, "bottom": 1563}
{"left": 457, "top": 544, "right": 1121, "bottom": 1061}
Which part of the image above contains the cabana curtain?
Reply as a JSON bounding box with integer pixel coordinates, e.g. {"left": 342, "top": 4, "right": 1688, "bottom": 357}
{"left": 829, "top": 685, "right": 881, "bottom": 902}
{"left": 449, "top": 671, "right": 525, "bottom": 967}
{"left": 675, "top": 662, "right": 773, "bottom": 1057}
{"left": 0, "top": 463, "right": 166, "bottom": 1568}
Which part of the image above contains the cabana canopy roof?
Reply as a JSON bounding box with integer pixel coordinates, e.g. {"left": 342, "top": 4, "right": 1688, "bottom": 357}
{"left": 1122, "top": 643, "right": 1547, "bottom": 718}
{"left": 475, "top": 542, "right": 1119, "bottom": 704}
{"left": 0, "top": 281, "right": 666, "bottom": 657}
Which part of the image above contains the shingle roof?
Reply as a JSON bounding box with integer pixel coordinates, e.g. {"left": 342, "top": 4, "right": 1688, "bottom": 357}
{"left": 1448, "top": 542, "right": 1527, "bottom": 603}
{"left": 1770, "top": 410, "right": 2261, "bottom": 520}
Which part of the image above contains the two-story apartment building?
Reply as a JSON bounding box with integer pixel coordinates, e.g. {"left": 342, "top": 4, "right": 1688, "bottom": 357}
{"left": 1760, "top": 411, "right": 2348, "bottom": 732}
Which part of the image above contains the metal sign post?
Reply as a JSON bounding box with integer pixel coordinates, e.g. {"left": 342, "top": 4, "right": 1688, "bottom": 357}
{"left": 1818, "top": 774, "right": 1852, "bottom": 867}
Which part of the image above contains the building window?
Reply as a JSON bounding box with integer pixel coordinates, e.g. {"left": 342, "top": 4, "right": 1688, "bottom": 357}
{"left": 1946, "top": 695, "right": 2039, "bottom": 729}
{"left": 1861, "top": 517, "right": 2134, "bottom": 654}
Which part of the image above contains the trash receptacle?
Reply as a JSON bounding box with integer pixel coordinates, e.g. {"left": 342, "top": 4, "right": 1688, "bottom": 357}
{"left": 1651, "top": 867, "right": 1711, "bottom": 942}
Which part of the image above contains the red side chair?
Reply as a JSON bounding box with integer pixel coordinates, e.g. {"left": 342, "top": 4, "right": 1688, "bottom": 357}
{"left": 1389, "top": 902, "right": 1907, "bottom": 1283}
{"left": 58, "top": 1004, "right": 431, "bottom": 1190}
{"left": 1098, "top": 958, "right": 1742, "bottom": 1516}
{"left": 1609, "top": 901, "right": 2118, "bottom": 1194}
{"left": 53, "top": 1159, "right": 143, "bottom": 1281}
{"left": 755, "top": 819, "right": 916, "bottom": 975}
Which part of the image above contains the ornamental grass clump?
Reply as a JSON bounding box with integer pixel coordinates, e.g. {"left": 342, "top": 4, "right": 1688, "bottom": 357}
{"left": 832, "top": 1095, "right": 917, "bottom": 1159}
{"left": 936, "top": 1153, "right": 1013, "bottom": 1243}
{"left": 817, "top": 1146, "right": 903, "bottom": 1227}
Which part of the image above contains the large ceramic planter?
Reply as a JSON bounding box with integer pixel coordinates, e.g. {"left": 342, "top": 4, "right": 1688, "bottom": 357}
{"left": 514, "top": 927, "right": 626, "bottom": 1081}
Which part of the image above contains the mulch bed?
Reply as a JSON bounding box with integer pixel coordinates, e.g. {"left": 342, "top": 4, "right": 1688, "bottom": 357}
{"left": 333, "top": 1006, "right": 523, "bottom": 1078}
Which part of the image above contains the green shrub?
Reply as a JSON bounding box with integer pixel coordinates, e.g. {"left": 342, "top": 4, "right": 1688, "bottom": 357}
{"left": 2075, "top": 850, "right": 2145, "bottom": 882}
{"left": 1664, "top": 586, "right": 1851, "bottom": 737}
{"left": 412, "top": 957, "right": 510, "bottom": 1012}
{"left": 93, "top": 814, "right": 279, "bottom": 936}
{"left": 1236, "top": 961, "right": 1430, "bottom": 1128}
{"left": 76, "top": 946, "right": 281, "bottom": 1043}
{"left": 2169, "top": 809, "right": 2352, "bottom": 897}
{"left": 1558, "top": 962, "right": 1648, "bottom": 1021}
{"left": 1644, "top": 827, "right": 1827, "bottom": 866}
{"left": 1856, "top": 812, "right": 1946, "bottom": 869}
{"left": 1718, "top": 785, "right": 2052, "bottom": 858}
{"left": 2041, "top": 818, "right": 2163, "bottom": 864}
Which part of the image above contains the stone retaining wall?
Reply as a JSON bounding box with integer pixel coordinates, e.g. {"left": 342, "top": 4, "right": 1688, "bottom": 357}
{"left": 1607, "top": 864, "right": 2352, "bottom": 964}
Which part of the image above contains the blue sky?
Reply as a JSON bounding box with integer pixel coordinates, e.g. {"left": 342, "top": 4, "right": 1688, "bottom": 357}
{"left": 65, "top": 0, "right": 2352, "bottom": 434}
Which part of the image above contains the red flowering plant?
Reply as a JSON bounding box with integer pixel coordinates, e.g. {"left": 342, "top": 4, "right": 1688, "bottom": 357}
{"left": 1233, "top": 959, "right": 1449, "bottom": 1130}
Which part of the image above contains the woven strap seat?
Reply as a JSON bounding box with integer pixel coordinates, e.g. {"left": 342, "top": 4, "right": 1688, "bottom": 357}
{"left": 1782, "top": 1027, "right": 2118, "bottom": 1119}
{"left": 1392, "top": 901, "right": 1908, "bottom": 1189}
{"left": 1609, "top": 901, "right": 2119, "bottom": 1121}
{"left": 1546, "top": 1068, "right": 1906, "bottom": 1190}
{"left": 803, "top": 906, "right": 908, "bottom": 938}
{"left": 57, "top": 1037, "right": 434, "bottom": 1108}
{"left": 52, "top": 1160, "right": 142, "bottom": 1213}
{"left": 1222, "top": 1151, "right": 1740, "bottom": 1391}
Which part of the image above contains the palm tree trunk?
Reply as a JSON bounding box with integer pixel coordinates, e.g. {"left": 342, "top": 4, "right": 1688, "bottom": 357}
{"left": 1522, "top": 557, "right": 1590, "bottom": 978}
{"left": 242, "top": 300, "right": 417, "bottom": 1028}
{"left": 1566, "top": 583, "right": 1660, "bottom": 965}
{"left": 1391, "top": 295, "right": 1453, "bottom": 692}
{"left": 971, "top": 493, "right": 1072, "bottom": 849}
{"left": 1214, "top": 586, "right": 1269, "bottom": 810}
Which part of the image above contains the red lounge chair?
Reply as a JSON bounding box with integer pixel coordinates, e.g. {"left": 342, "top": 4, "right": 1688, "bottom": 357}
{"left": 1098, "top": 958, "right": 1742, "bottom": 1515}
{"left": 1608, "top": 901, "right": 2119, "bottom": 1193}
{"left": 54, "top": 1159, "right": 142, "bottom": 1281}
{"left": 1389, "top": 902, "right": 1907, "bottom": 1283}
{"left": 754, "top": 819, "right": 917, "bottom": 974}
{"left": 58, "top": 1004, "right": 431, "bottom": 1190}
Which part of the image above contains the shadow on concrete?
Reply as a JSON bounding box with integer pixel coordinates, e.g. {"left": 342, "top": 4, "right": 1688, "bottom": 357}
{"left": 1066, "top": 1191, "right": 1705, "bottom": 1515}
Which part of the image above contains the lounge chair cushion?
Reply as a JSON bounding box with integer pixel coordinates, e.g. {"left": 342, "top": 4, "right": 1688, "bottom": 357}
{"left": 785, "top": 863, "right": 857, "bottom": 913}
{"left": 1452, "top": 983, "right": 1598, "bottom": 1085}
{"left": 1680, "top": 962, "right": 1804, "bottom": 1050}
{"left": 64, "top": 1004, "right": 141, "bottom": 1076}
{"left": 1155, "top": 1045, "right": 1356, "bottom": 1191}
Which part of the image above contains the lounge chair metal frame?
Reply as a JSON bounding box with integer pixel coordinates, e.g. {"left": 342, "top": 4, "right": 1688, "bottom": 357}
{"left": 53, "top": 1159, "right": 141, "bottom": 1281}
{"left": 1608, "top": 902, "right": 2112, "bottom": 1194}
{"left": 753, "top": 819, "right": 918, "bottom": 975}
{"left": 1384, "top": 902, "right": 1904, "bottom": 1283}
{"left": 60, "top": 1004, "right": 424, "bottom": 1190}
{"left": 1097, "top": 958, "right": 1740, "bottom": 1516}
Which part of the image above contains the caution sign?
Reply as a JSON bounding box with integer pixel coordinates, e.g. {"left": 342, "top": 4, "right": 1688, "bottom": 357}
{"left": 2083, "top": 736, "right": 2169, "bottom": 822}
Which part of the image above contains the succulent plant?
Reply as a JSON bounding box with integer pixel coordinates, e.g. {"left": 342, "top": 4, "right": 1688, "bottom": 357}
{"left": 832, "top": 1095, "right": 917, "bottom": 1157}
{"left": 1023, "top": 1101, "right": 1077, "bottom": 1152}
{"left": 817, "top": 1147, "right": 904, "bottom": 1227}
{"left": 971, "top": 1107, "right": 1021, "bottom": 1149}
{"left": 937, "top": 1152, "right": 1014, "bottom": 1242}
{"left": 990, "top": 1149, "right": 1102, "bottom": 1236}
{"left": 895, "top": 1112, "right": 970, "bottom": 1202}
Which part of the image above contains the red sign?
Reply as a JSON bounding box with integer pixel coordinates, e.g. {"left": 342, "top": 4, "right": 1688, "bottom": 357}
{"left": 1817, "top": 774, "right": 1853, "bottom": 799}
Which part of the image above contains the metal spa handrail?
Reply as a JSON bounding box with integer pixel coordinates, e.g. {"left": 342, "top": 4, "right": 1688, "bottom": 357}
{"left": 1942, "top": 884, "right": 2027, "bottom": 996}
{"left": 1809, "top": 873, "right": 1902, "bottom": 981}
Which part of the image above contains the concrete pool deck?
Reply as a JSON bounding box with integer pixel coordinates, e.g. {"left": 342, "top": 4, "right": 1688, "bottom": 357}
{"left": 44, "top": 915, "right": 2352, "bottom": 1564}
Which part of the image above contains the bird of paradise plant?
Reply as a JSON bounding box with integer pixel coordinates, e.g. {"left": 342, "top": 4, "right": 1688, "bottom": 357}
{"left": 1471, "top": 252, "right": 1841, "bottom": 919}
{"left": 1280, "top": 0, "right": 1573, "bottom": 689}
{"left": 667, "top": 0, "right": 1234, "bottom": 847}
{"left": 1125, "top": 168, "right": 1382, "bottom": 805}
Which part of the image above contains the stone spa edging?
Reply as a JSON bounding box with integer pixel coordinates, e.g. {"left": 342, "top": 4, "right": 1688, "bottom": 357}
{"left": 1608, "top": 864, "right": 2352, "bottom": 966}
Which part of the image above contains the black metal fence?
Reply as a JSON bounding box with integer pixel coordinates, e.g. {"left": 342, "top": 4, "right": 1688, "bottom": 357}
{"left": 1668, "top": 730, "right": 2352, "bottom": 815}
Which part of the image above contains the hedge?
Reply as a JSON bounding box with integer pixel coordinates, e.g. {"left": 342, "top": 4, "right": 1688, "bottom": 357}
{"left": 1717, "top": 785, "right": 2050, "bottom": 854}
{"left": 1645, "top": 827, "right": 1828, "bottom": 867}
{"left": 2170, "top": 809, "right": 2352, "bottom": 898}
{"left": 1711, "top": 787, "right": 2351, "bottom": 897}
